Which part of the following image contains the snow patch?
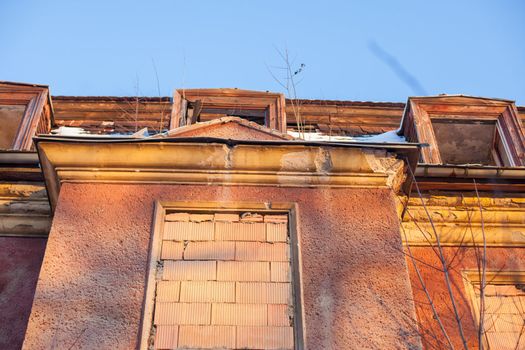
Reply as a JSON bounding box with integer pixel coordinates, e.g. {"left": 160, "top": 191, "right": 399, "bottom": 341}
{"left": 287, "top": 130, "right": 406, "bottom": 143}
{"left": 51, "top": 126, "right": 89, "bottom": 136}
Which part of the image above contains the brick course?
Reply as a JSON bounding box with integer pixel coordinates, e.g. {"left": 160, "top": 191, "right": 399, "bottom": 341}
{"left": 266, "top": 223, "right": 288, "bottom": 242}
{"left": 216, "top": 222, "right": 265, "bottom": 241}
{"left": 178, "top": 325, "right": 235, "bottom": 349}
{"left": 184, "top": 241, "right": 235, "bottom": 260}
{"left": 163, "top": 260, "right": 216, "bottom": 281}
{"left": 150, "top": 212, "right": 294, "bottom": 349}
{"left": 237, "top": 326, "right": 294, "bottom": 349}
{"left": 154, "top": 303, "right": 211, "bottom": 325}
{"left": 211, "top": 303, "right": 267, "bottom": 326}
{"left": 270, "top": 262, "right": 291, "bottom": 282}
{"left": 180, "top": 281, "right": 235, "bottom": 303}
{"left": 236, "top": 282, "right": 291, "bottom": 304}
{"left": 235, "top": 241, "right": 290, "bottom": 261}
{"left": 160, "top": 241, "right": 184, "bottom": 260}
{"left": 268, "top": 304, "right": 291, "bottom": 326}
{"left": 217, "top": 261, "right": 270, "bottom": 281}
{"left": 164, "top": 221, "right": 214, "bottom": 241}
{"left": 154, "top": 325, "right": 178, "bottom": 349}
{"left": 156, "top": 281, "right": 180, "bottom": 302}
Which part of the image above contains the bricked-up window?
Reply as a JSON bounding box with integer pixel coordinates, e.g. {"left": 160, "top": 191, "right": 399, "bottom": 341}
{"left": 151, "top": 212, "right": 295, "bottom": 350}
{"left": 474, "top": 284, "right": 525, "bottom": 349}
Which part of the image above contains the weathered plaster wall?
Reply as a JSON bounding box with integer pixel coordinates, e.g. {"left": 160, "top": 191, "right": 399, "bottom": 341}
{"left": 23, "top": 183, "right": 421, "bottom": 349}
{"left": 406, "top": 246, "right": 525, "bottom": 349}
{"left": 0, "top": 237, "right": 47, "bottom": 349}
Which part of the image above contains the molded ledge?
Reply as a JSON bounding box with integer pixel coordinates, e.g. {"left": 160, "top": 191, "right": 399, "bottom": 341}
{"left": 36, "top": 141, "right": 410, "bottom": 211}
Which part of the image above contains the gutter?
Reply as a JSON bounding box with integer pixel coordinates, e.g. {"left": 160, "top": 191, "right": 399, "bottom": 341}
{"left": 416, "top": 164, "right": 525, "bottom": 179}
{"left": 413, "top": 164, "right": 525, "bottom": 192}
{"left": 0, "top": 151, "right": 43, "bottom": 181}
{"left": 0, "top": 151, "right": 40, "bottom": 166}
{"left": 34, "top": 134, "right": 421, "bottom": 153}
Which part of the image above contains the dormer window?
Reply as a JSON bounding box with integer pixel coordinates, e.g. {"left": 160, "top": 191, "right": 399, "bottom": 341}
{"left": 171, "top": 89, "right": 287, "bottom": 133}
{"left": 0, "top": 82, "right": 53, "bottom": 150}
{"left": 401, "top": 96, "right": 525, "bottom": 166}
{"left": 431, "top": 119, "right": 505, "bottom": 166}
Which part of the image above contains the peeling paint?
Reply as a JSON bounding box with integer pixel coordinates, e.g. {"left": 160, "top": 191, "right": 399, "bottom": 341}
{"left": 314, "top": 148, "right": 333, "bottom": 174}
{"left": 279, "top": 150, "right": 313, "bottom": 172}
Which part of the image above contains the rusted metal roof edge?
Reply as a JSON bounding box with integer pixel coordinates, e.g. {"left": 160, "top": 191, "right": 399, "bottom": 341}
{"left": 415, "top": 164, "right": 525, "bottom": 179}
{"left": 0, "top": 151, "right": 40, "bottom": 166}
{"left": 0, "top": 151, "right": 43, "bottom": 182}
{"left": 0, "top": 80, "right": 49, "bottom": 89}
{"left": 287, "top": 98, "right": 405, "bottom": 108}
{"left": 52, "top": 95, "right": 172, "bottom": 102}
{"left": 48, "top": 95, "right": 525, "bottom": 110}
{"left": 33, "top": 134, "right": 421, "bottom": 153}
{"left": 407, "top": 94, "right": 516, "bottom": 103}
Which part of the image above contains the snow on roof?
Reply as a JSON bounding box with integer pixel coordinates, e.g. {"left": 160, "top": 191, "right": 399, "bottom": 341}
{"left": 51, "top": 126, "right": 89, "bottom": 136}
{"left": 51, "top": 125, "right": 407, "bottom": 145}
{"left": 287, "top": 130, "right": 406, "bottom": 143}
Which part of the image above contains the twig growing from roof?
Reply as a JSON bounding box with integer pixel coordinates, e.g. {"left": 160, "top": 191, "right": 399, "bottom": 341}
{"left": 151, "top": 58, "right": 168, "bottom": 133}
{"left": 267, "top": 47, "right": 306, "bottom": 138}
{"left": 134, "top": 74, "right": 140, "bottom": 133}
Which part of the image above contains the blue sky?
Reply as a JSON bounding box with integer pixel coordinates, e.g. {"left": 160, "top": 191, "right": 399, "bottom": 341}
{"left": 1, "top": 0, "right": 524, "bottom": 104}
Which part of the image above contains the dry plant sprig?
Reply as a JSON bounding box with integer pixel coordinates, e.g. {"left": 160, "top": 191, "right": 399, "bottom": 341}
{"left": 267, "top": 47, "right": 306, "bottom": 138}
{"left": 398, "top": 165, "right": 525, "bottom": 350}
{"left": 401, "top": 171, "right": 524, "bottom": 349}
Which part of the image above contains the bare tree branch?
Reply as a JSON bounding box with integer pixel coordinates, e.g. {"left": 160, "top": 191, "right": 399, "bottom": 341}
{"left": 408, "top": 166, "right": 470, "bottom": 349}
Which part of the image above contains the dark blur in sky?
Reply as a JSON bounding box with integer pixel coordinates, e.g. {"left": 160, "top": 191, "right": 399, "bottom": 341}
{"left": 1, "top": 0, "right": 524, "bottom": 103}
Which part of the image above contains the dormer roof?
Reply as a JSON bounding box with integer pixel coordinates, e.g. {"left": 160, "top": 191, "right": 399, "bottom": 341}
{"left": 164, "top": 116, "right": 294, "bottom": 141}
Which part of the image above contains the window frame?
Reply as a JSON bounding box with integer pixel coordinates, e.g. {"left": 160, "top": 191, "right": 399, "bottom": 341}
{"left": 139, "top": 200, "right": 306, "bottom": 350}
{"left": 0, "top": 82, "right": 53, "bottom": 150}
{"left": 462, "top": 270, "right": 525, "bottom": 349}
{"left": 171, "top": 89, "right": 287, "bottom": 133}
{"left": 400, "top": 96, "right": 525, "bottom": 166}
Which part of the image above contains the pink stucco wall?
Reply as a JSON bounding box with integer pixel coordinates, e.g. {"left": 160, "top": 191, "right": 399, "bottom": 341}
{"left": 0, "top": 237, "right": 47, "bottom": 350}
{"left": 23, "top": 183, "right": 421, "bottom": 349}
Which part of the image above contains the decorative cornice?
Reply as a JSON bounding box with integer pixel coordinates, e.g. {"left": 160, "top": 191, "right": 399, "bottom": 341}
{"left": 0, "top": 182, "right": 51, "bottom": 237}
{"left": 399, "top": 194, "right": 525, "bottom": 247}
{"left": 0, "top": 152, "right": 51, "bottom": 236}
{"left": 462, "top": 270, "right": 525, "bottom": 285}
{"left": 35, "top": 139, "right": 413, "bottom": 211}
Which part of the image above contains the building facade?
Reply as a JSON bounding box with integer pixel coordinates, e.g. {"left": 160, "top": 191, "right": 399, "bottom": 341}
{"left": 0, "top": 81, "right": 524, "bottom": 349}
